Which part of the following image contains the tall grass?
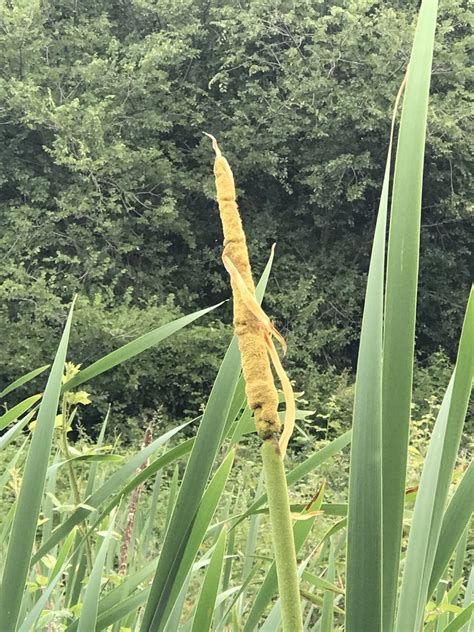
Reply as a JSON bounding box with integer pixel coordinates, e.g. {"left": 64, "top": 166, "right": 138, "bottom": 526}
{"left": 0, "top": 0, "right": 472, "bottom": 630}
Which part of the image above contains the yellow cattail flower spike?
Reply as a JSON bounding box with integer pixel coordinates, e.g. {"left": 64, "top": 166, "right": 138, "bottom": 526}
{"left": 205, "top": 133, "right": 295, "bottom": 454}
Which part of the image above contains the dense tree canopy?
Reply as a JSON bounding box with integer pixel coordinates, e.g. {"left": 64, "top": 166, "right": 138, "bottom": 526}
{"left": 0, "top": 0, "right": 471, "bottom": 432}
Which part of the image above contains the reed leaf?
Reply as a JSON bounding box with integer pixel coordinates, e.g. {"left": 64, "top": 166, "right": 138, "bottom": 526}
{"left": 140, "top": 249, "right": 275, "bottom": 632}
{"left": 0, "top": 300, "right": 75, "bottom": 632}
{"left": 396, "top": 289, "right": 473, "bottom": 631}
{"left": 381, "top": 0, "right": 438, "bottom": 627}
{"left": 0, "top": 393, "right": 41, "bottom": 431}
{"left": 63, "top": 304, "right": 222, "bottom": 392}
{"left": 191, "top": 527, "right": 227, "bottom": 632}
{"left": 428, "top": 459, "right": 474, "bottom": 598}
{"left": 77, "top": 512, "right": 116, "bottom": 632}
{"left": 0, "top": 364, "right": 49, "bottom": 398}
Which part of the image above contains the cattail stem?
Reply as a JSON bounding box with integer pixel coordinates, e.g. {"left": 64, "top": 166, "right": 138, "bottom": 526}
{"left": 60, "top": 396, "right": 93, "bottom": 571}
{"left": 261, "top": 439, "right": 303, "bottom": 632}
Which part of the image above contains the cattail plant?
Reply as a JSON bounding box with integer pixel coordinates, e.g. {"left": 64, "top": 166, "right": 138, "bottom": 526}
{"left": 204, "top": 132, "right": 302, "bottom": 631}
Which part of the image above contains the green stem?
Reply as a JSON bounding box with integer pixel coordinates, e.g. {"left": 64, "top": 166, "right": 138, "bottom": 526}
{"left": 60, "top": 396, "right": 93, "bottom": 570}
{"left": 261, "top": 438, "right": 303, "bottom": 632}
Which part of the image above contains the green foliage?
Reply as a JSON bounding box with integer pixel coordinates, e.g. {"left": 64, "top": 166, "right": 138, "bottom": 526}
{"left": 0, "top": 3, "right": 472, "bottom": 631}
{"left": 0, "top": 0, "right": 471, "bottom": 427}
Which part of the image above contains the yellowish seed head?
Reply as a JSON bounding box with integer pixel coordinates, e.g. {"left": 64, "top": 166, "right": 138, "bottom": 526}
{"left": 206, "top": 133, "right": 295, "bottom": 450}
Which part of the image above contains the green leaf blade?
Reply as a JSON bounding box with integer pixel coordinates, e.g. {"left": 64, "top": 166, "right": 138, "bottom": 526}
{"left": 381, "top": 1, "right": 439, "bottom": 628}
{"left": 396, "top": 289, "right": 473, "bottom": 631}
{"left": 140, "top": 250, "right": 275, "bottom": 632}
{"left": 191, "top": 528, "right": 227, "bottom": 632}
{"left": 63, "top": 304, "right": 222, "bottom": 392}
{"left": 0, "top": 301, "right": 75, "bottom": 632}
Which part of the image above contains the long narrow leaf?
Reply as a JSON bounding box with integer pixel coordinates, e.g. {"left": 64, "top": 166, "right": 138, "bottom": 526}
{"left": 0, "top": 412, "right": 34, "bottom": 452}
{"left": 154, "top": 450, "right": 236, "bottom": 630}
{"left": 0, "top": 394, "right": 41, "bottom": 431}
{"left": 192, "top": 528, "right": 227, "bottom": 632}
{"left": 17, "top": 529, "right": 76, "bottom": 632}
{"left": 63, "top": 304, "right": 222, "bottom": 392}
{"left": 31, "top": 422, "right": 190, "bottom": 564}
{"left": 0, "top": 300, "right": 75, "bottom": 631}
{"left": 321, "top": 541, "right": 336, "bottom": 632}
{"left": 141, "top": 250, "right": 275, "bottom": 631}
{"left": 0, "top": 439, "right": 27, "bottom": 495}
{"left": 381, "top": 1, "right": 438, "bottom": 627}
{"left": 428, "top": 460, "right": 474, "bottom": 598}
{"left": 443, "top": 605, "right": 474, "bottom": 632}
{"left": 396, "top": 289, "right": 473, "bottom": 631}
{"left": 345, "top": 70, "right": 406, "bottom": 632}
{"left": 77, "top": 512, "right": 116, "bottom": 632}
{"left": 66, "top": 560, "right": 158, "bottom": 632}
{"left": 0, "top": 364, "right": 49, "bottom": 398}
{"left": 460, "top": 568, "right": 474, "bottom": 632}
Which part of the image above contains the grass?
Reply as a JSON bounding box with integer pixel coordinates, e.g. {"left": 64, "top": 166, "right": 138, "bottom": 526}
{"left": 0, "top": 0, "right": 472, "bottom": 630}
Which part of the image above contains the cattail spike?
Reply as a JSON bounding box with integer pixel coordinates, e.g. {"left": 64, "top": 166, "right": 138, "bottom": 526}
{"left": 208, "top": 138, "right": 296, "bottom": 451}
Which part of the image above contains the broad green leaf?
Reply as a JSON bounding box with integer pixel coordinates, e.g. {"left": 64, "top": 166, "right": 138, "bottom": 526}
{"left": 303, "top": 569, "right": 341, "bottom": 596}
{"left": 40, "top": 452, "right": 60, "bottom": 547}
{"left": 164, "top": 570, "right": 193, "bottom": 632}
{"left": 443, "top": 604, "right": 474, "bottom": 632}
{"left": 153, "top": 450, "right": 236, "bottom": 630}
{"left": 165, "top": 464, "right": 180, "bottom": 533}
{"left": 0, "top": 412, "right": 33, "bottom": 452}
{"left": 228, "top": 404, "right": 253, "bottom": 446}
{"left": 95, "top": 589, "right": 150, "bottom": 630}
{"left": 0, "top": 300, "right": 75, "bottom": 632}
{"left": 63, "top": 304, "right": 222, "bottom": 392}
{"left": 49, "top": 527, "right": 77, "bottom": 585}
{"left": 99, "top": 559, "right": 157, "bottom": 615}
{"left": 460, "top": 567, "right": 474, "bottom": 632}
{"left": 397, "top": 289, "right": 473, "bottom": 631}
{"left": 192, "top": 528, "right": 227, "bottom": 632}
{"left": 46, "top": 452, "right": 123, "bottom": 476}
{"left": 382, "top": 1, "right": 438, "bottom": 628}
{"left": 345, "top": 58, "right": 405, "bottom": 632}
{"left": 223, "top": 375, "right": 246, "bottom": 439}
